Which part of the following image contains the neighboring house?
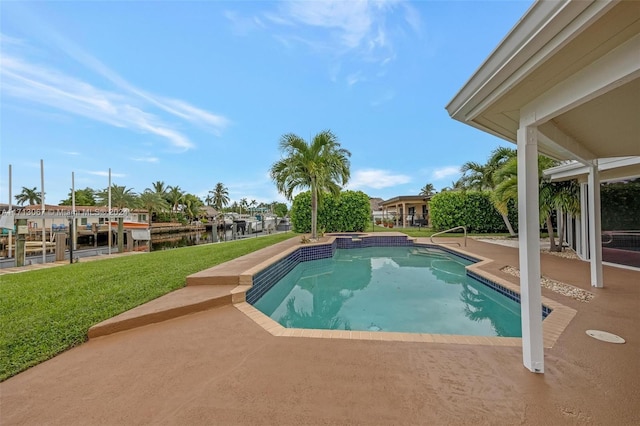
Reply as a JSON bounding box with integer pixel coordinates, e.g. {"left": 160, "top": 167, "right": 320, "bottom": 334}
{"left": 380, "top": 195, "right": 431, "bottom": 227}
{"left": 9, "top": 204, "right": 149, "bottom": 232}
{"left": 447, "top": 0, "right": 639, "bottom": 373}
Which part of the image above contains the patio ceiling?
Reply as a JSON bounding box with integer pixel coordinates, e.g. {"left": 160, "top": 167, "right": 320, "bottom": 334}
{"left": 446, "top": 0, "right": 640, "bottom": 162}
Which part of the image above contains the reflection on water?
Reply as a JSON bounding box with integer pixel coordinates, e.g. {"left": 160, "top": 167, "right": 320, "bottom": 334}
{"left": 150, "top": 229, "right": 262, "bottom": 251}
{"left": 253, "top": 246, "right": 523, "bottom": 337}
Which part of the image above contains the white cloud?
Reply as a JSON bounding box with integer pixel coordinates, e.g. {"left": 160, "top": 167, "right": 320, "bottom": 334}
{"left": 371, "top": 89, "right": 396, "bottom": 106}
{"left": 266, "top": 1, "right": 413, "bottom": 63}
{"left": 432, "top": 166, "right": 461, "bottom": 180}
{"left": 0, "top": 31, "right": 229, "bottom": 151}
{"left": 347, "top": 169, "right": 411, "bottom": 190}
{"left": 86, "top": 170, "right": 126, "bottom": 178}
{"left": 347, "top": 71, "right": 364, "bottom": 86}
{"left": 131, "top": 157, "right": 159, "bottom": 163}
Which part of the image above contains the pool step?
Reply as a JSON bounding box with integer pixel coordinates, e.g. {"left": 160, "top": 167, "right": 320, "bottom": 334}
{"left": 411, "top": 248, "right": 453, "bottom": 259}
{"left": 88, "top": 285, "right": 237, "bottom": 338}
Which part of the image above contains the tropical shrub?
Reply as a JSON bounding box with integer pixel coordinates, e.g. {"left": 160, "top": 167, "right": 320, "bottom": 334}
{"left": 430, "top": 191, "right": 517, "bottom": 233}
{"left": 291, "top": 190, "right": 371, "bottom": 233}
{"left": 601, "top": 178, "right": 640, "bottom": 230}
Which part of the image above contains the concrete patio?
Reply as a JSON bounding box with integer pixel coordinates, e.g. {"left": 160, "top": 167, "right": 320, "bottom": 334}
{"left": 1, "top": 236, "right": 638, "bottom": 425}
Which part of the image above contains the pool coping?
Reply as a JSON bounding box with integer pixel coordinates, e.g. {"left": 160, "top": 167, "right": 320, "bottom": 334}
{"left": 232, "top": 234, "right": 576, "bottom": 348}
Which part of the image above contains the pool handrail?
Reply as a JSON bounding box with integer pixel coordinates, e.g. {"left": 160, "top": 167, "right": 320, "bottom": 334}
{"left": 430, "top": 226, "right": 467, "bottom": 247}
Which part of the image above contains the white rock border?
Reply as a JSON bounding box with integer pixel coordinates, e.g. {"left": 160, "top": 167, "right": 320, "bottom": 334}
{"left": 501, "top": 265, "right": 594, "bottom": 303}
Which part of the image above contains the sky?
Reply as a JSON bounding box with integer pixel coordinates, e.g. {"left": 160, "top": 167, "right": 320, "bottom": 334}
{"left": 0, "top": 0, "right": 534, "bottom": 207}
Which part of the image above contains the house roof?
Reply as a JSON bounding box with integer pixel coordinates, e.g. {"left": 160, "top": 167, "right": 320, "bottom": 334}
{"left": 446, "top": 0, "right": 640, "bottom": 162}
{"left": 544, "top": 157, "right": 640, "bottom": 182}
{"left": 380, "top": 195, "right": 431, "bottom": 207}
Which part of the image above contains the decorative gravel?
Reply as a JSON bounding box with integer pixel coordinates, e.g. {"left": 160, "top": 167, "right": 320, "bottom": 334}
{"left": 500, "top": 265, "right": 594, "bottom": 303}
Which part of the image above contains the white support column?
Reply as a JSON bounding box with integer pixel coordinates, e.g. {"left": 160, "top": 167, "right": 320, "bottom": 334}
{"left": 580, "top": 183, "right": 589, "bottom": 259}
{"left": 517, "top": 125, "right": 544, "bottom": 374}
{"left": 587, "top": 162, "right": 604, "bottom": 288}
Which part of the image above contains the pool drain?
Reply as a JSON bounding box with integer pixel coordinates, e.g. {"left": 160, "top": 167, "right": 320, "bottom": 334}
{"left": 585, "top": 330, "right": 625, "bottom": 344}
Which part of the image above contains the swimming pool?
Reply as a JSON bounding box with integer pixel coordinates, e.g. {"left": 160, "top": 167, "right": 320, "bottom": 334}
{"left": 252, "top": 246, "right": 523, "bottom": 337}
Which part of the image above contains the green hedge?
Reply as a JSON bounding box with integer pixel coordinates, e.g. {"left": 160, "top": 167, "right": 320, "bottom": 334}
{"left": 430, "top": 191, "right": 517, "bottom": 233}
{"left": 291, "top": 190, "right": 371, "bottom": 233}
{"left": 601, "top": 179, "right": 640, "bottom": 230}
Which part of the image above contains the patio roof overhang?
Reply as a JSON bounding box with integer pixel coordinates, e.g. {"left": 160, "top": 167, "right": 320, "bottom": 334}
{"left": 380, "top": 195, "right": 430, "bottom": 207}
{"left": 446, "top": 0, "right": 640, "bottom": 163}
{"left": 544, "top": 157, "right": 640, "bottom": 182}
{"left": 446, "top": 0, "right": 639, "bottom": 374}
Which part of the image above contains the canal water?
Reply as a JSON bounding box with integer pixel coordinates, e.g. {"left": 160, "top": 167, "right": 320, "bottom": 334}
{"left": 150, "top": 229, "right": 282, "bottom": 251}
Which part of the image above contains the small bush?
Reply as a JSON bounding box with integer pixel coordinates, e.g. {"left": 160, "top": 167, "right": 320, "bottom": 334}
{"left": 430, "top": 191, "right": 517, "bottom": 233}
{"left": 291, "top": 190, "right": 371, "bottom": 233}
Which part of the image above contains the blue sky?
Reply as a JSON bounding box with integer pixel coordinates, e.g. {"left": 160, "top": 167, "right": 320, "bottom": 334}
{"left": 1, "top": 0, "right": 533, "bottom": 207}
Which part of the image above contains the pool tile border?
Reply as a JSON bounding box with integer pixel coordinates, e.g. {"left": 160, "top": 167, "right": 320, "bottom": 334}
{"left": 235, "top": 234, "right": 576, "bottom": 348}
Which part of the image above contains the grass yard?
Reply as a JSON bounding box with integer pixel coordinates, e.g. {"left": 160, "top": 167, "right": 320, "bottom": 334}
{"left": 0, "top": 233, "right": 293, "bottom": 381}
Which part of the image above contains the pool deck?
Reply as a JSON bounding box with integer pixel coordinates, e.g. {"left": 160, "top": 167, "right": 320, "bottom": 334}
{"left": 1, "top": 235, "right": 639, "bottom": 425}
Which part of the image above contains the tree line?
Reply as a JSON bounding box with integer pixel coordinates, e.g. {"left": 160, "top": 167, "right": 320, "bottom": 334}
{"left": 13, "top": 181, "right": 288, "bottom": 225}
{"left": 13, "top": 130, "right": 583, "bottom": 249}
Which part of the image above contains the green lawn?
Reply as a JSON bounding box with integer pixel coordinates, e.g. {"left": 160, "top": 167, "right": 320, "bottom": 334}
{"left": 0, "top": 233, "right": 293, "bottom": 381}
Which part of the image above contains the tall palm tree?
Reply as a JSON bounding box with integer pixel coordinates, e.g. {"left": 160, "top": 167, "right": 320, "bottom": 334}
{"left": 494, "top": 155, "right": 580, "bottom": 251}
{"left": 97, "top": 185, "right": 138, "bottom": 209}
{"left": 166, "top": 185, "right": 184, "bottom": 213}
{"left": 239, "top": 198, "right": 248, "bottom": 215}
{"left": 150, "top": 181, "right": 168, "bottom": 196}
{"left": 460, "top": 147, "right": 517, "bottom": 236}
{"left": 270, "top": 130, "right": 351, "bottom": 239}
{"left": 138, "top": 191, "right": 170, "bottom": 225}
{"left": 540, "top": 177, "right": 580, "bottom": 252}
{"left": 460, "top": 147, "right": 516, "bottom": 190}
{"left": 419, "top": 183, "right": 436, "bottom": 196}
{"left": 15, "top": 186, "right": 42, "bottom": 206}
{"left": 209, "top": 182, "right": 230, "bottom": 211}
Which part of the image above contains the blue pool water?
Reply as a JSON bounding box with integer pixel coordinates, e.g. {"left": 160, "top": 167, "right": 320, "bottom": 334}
{"left": 252, "top": 246, "right": 522, "bottom": 337}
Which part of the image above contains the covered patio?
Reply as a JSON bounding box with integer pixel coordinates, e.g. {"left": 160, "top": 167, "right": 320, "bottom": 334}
{"left": 447, "top": 0, "right": 640, "bottom": 373}
{"left": 380, "top": 195, "right": 431, "bottom": 228}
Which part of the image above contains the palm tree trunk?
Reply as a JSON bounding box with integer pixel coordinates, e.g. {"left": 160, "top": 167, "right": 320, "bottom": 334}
{"left": 311, "top": 185, "right": 318, "bottom": 240}
{"left": 546, "top": 215, "right": 557, "bottom": 251}
{"left": 556, "top": 209, "right": 566, "bottom": 252}
{"left": 500, "top": 213, "right": 517, "bottom": 237}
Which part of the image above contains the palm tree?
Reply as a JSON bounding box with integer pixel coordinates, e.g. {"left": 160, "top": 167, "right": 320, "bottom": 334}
{"left": 540, "top": 177, "right": 580, "bottom": 252}
{"left": 166, "top": 185, "right": 184, "bottom": 213}
{"left": 440, "top": 179, "right": 464, "bottom": 192}
{"left": 494, "top": 155, "right": 580, "bottom": 251}
{"left": 60, "top": 187, "right": 96, "bottom": 206}
{"left": 209, "top": 182, "right": 230, "bottom": 211}
{"left": 419, "top": 183, "right": 436, "bottom": 196}
{"left": 96, "top": 185, "right": 138, "bottom": 209}
{"left": 15, "top": 186, "right": 42, "bottom": 206}
{"left": 138, "top": 191, "right": 170, "bottom": 225}
{"left": 270, "top": 130, "right": 351, "bottom": 239}
{"left": 150, "top": 181, "right": 168, "bottom": 197}
{"left": 239, "top": 198, "right": 248, "bottom": 215}
{"left": 182, "top": 194, "right": 204, "bottom": 220}
{"left": 460, "top": 147, "right": 517, "bottom": 236}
